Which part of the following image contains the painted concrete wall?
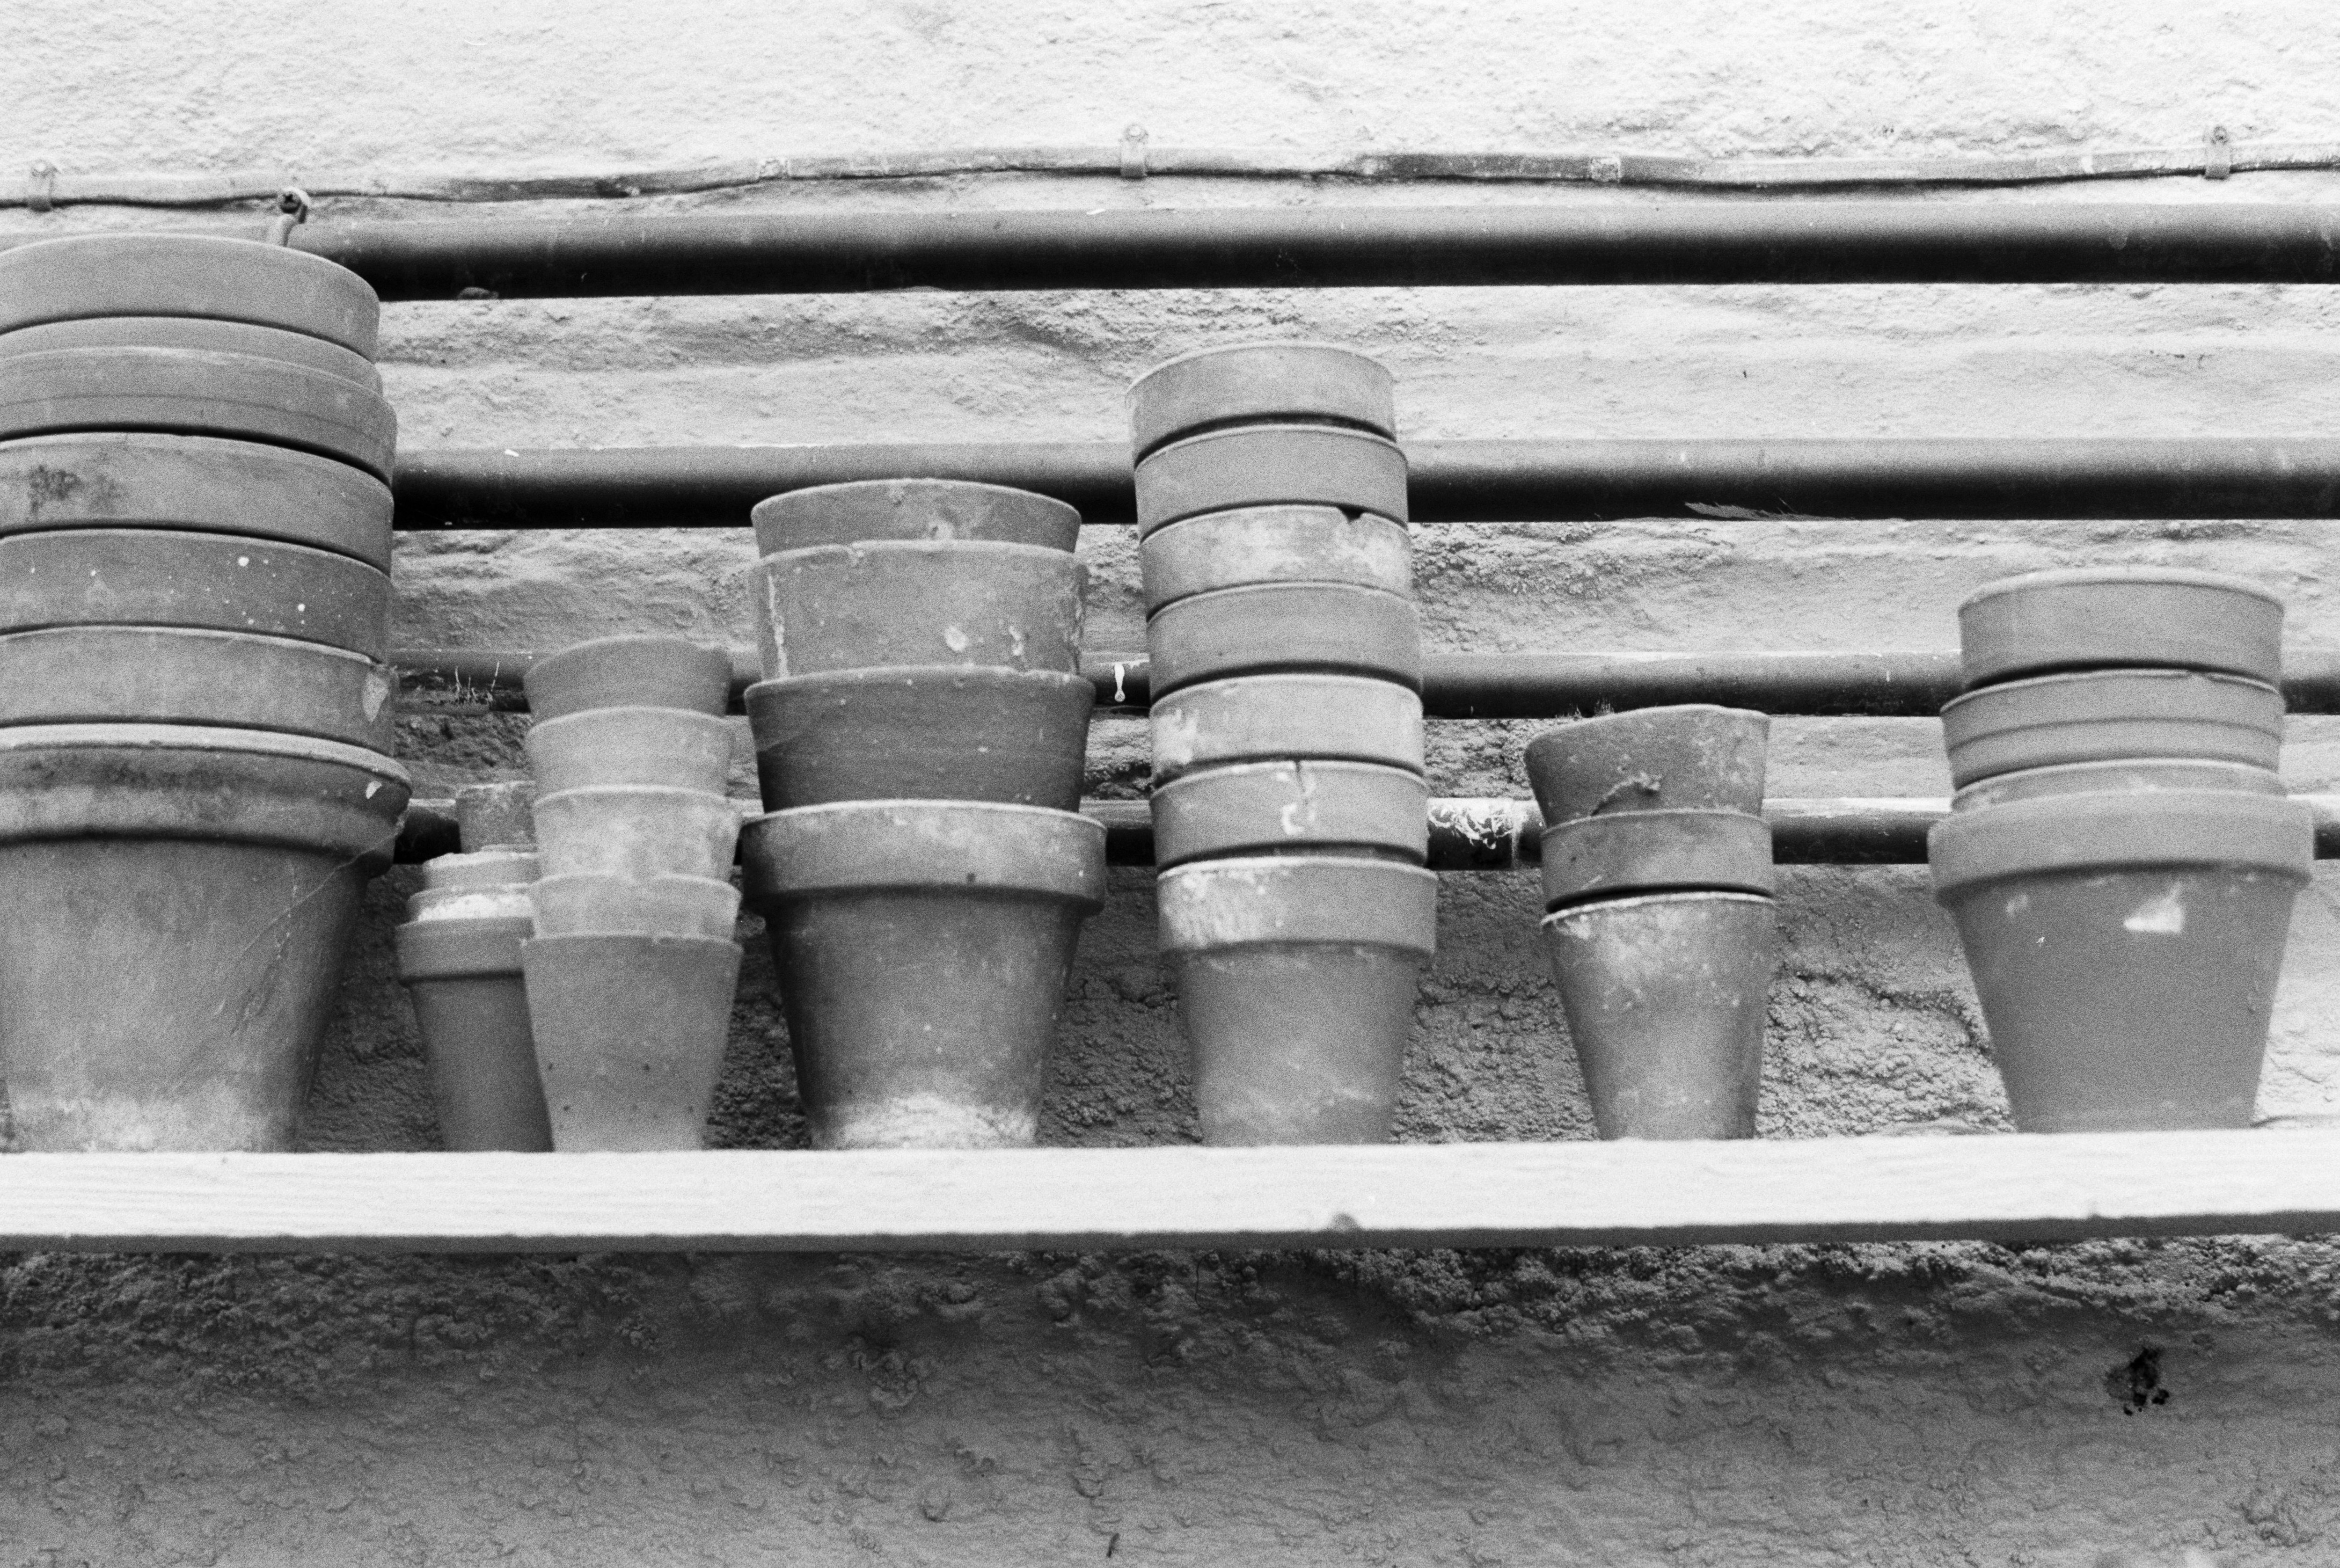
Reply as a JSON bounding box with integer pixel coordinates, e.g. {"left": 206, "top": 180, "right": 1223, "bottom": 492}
{"left": 7, "top": 4, "right": 2340, "bottom": 1562}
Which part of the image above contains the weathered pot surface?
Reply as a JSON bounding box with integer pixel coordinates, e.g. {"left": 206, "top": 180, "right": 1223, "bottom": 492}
{"left": 521, "top": 934, "right": 742, "bottom": 1151}
{"left": 395, "top": 914, "right": 553, "bottom": 1153}
{"left": 0, "top": 316, "right": 383, "bottom": 391}
{"left": 0, "top": 624, "right": 397, "bottom": 751}
{"left": 1149, "top": 758, "right": 1429, "bottom": 867}
{"left": 408, "top": 883, "right": 535, "bottom": 924}
{"left": 752, "top": 479, "right": 1079, "bottom": 555}
{"left": 1133, "top": 423, "right": 1410, "bottom": 535}
{"left": 1538, "top": 808, "right": 1777, "bottom": 909}
{"left": 529, "top": 872, "right": 742, "bottom": 940}
{"left": 420, "top": 848, "right": 540, "bottom": 893}
{"left": 530, "top": 786, "right": 742, "bottom": 883}
{"left": 1524, "top": 705, "right": 1770, "bottom": 824}
{"left": 525, "top": 705, "right": 737, "bottom": 796}
{"left": 1959, "top": 566, "right": 2284, "bottom": 689}
{"left": 1940, "top": 668, "right": 2284, "bottom": 788}
{"left": 455, "top": 780, "right": 538, "bottom": 850}
{"left": 1126, "top": 341, "right": 1397, "bottom": 460}
{"left": 1952, "top": 757, "right": 2287, "bottom": 812}
{"left": 754, "top": 540, "right": 1086, "bottom": 680}
{"left": 1146, "top": 581, "right": 1422, "bottom": 697}
{"left": 0, "top": 232, "right": 381, "bottom": 356}
{"left": 1149, "top": 673, "right": 1425, "bottom": 784}
{"left": 523, "top": 635, "right": 734, "bottom": 721}
{"left": 1140, "top": 504, "right": 1411, "bottom": 613}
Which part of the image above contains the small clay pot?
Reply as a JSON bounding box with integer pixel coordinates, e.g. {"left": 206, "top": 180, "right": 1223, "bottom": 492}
{"left": 525, "top": 705, "right": 737, "bottom": 795}
{"left": 754, "top": 540, "right": 1086, "bottom": 680}
{"left": 530, "top": 786, "right": 742, "bottom": 882}
{"left": 1538, "top": 809, "right": 1777, "bottom": 910}
{"left": 1156, "top": 855, "right": 1437, "bottom": 1145}
{"left": 752, "top": 479, "right": 1079, "bottom": 555}
{"left": 1542, "top": 890, "right": 1776, "bottom": 1139}
{"left": 1952, "top": 758, "right": 2286, "bottom": 813}
{"left": 1128, "top": 341, "right": 1398, "bottom": 460}
{"left": 523, "top": 635, "right": 733, "bottom": 721}
{"left": 0, "top": 317, "right": 382, "bottom": 392}
{"left": 1524, "top": 706, "right": 1770, "bottom": 825}
{"left": 521, "top": 933, "right": 743, "bottom": 1150}
{"left": 1930, "top": 788, "right": 2312, "bottom": 1130}
{"left": 1149, "top": 673, "right": 1425, "bottom": 784}
{"left": 421, "top": 849, "right": 540, "bottom": 893}
{"left": 746, "top": 665, "right": 1093, "bottom": 811}
{"left": 455, "top": 781, "right": 537, "bottom": 850}
{"left": 1134, "top": 424, "right": 1409, "bottom": 536}
{"left": 1140, "top": 504, "right": 1411, "bottom": 613}
{"left": 1959, "top": 566, "right": 2285, "bottom": 689}
{"left": 529, "top": 873, "right": 741, "bottom": 939}
{"left": 0, "top": 432, "right": 393, "bottom": 570}
{"left": 395, "top": 915, "right": 554, "bottom": 1153}
{"left": 741, "top": 800, "right": 1107, "bottom": 1149}
{"left": 0, "top": 625, "right": 395, "bottom": 751}
{"left": 0, "top": 233, "right": 381, "bottom": 356}
{"left": 1149, "top": 759, "right": 1429, "bottom": 868}
{"left": 1146, "top": 582, "right": 1422, "bottom": 697}
{"left": 1940, "top": 668, "right": 2284, "bottom": 788}
{"left": 0, "top": 527, "right": 390, "bottom": 655}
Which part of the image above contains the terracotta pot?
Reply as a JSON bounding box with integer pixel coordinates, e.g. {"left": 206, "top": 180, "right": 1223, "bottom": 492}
{"left": 740, "top": 800, "right": 1106, "bottom": 1149}
{"left": 0, "top": 432, "right": 392, "bottom": 569}
{"left": 0, "top": 723, "right": 408, "bottom": 1150}
{"left": 1541, "top": 891, "right": 1776, "bottom": 1139}
{"left": 1960, "top": 567, "right": 2284, "bottom": 689}
{"left": 422, "top": 848, "right": 540, "bottom": 892}
{"left": 1127, "top": 341, "right": 1397, "bottom": 461}
{"left": 455, "top": 780, "right": 537, "bottom": 850}
{"left": 529, "top": 873, "right": 741, "bottom": 939}
{"left": 395, "top": 915, "right": 553, "bottom": 1152}
{"left": 1150, "top": 672, "right": 1425, "bottom": 784}
{"left": 746, "top": 665, "right": 1093, "bottom": 811}
{"left": 0, "top": 317, "right": 382, "bottom": 391}
{"left": 1539, "top": 809, "right": 1776, "bottom": 909}
{"left": 752, "top": 479, "right": 1079, "bottom": 554}
{"left": 525, "top": 705, "right": 736, "bottom": 795}
{"left": 1930, "top": 789, "right": 2312, "bottom": 1130}
{"left": 1156, "top": 855, "right": 1437, "bottom": 1145}
{"left": 1140, "top": 504, "right": 1411, "bottom": 613}
{"left": 0, "top": 348, "right": 399, "bottom": 481}
{"left": 0, "top": 233, "right": 380, "bottom": 356}
{"left": 1134, "top": 425, "right": 1409, "bottom": 535}
{"left": 522, "top": 635, "right": 733, "bottom": 721}
{"left": 0, "top": 527, "right": 390, "bottom": 655}
{"left": 754, "top": 540, "right": 1086, "bottom": 680}
{"left": 521, "top": 933, "right": 743, "bottom": 1150}
{"left": 1524, "top": 705, "right": 1770, "bottom": 824}
{"left": 1940, "top": 668, "right": 2283, "bottom": 788}
{"left": 1150, "top": 758, "right": 1429, "bottom": 868}
{"left": 530, "top": 786, "right": 741, "bottom": 882}
{"left": 1146, "top": 582, "right": 1422, "bottom": 697}
{"left": 1953, "top": 758, "right": 2285, "bottom": 812}
{"left": 0, "top": 625, "right": 395, "bottom": 750}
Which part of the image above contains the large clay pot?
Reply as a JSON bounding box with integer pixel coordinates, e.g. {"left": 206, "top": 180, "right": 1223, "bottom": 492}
{"left": 1146, "top": 582, "right": 1422, "bottom": 696}
{"left": 1538, "top": 810, "right": 1777, "bottom": 910}
{"left": 747, "top": 666, "right": 1093, "bottom": 811}
{"left": 529, "top": 873, "right": 741, "bottom": 939}
{"left": 1141, "top": 504, "right": 1411, "bottom": 613}
{"left": 753, "top": 479, "right": 1079, "bottom": 555}
{"left": 1133, "top": 425, "right": 1409, "bottom": 534}
{"left": 1149, "top": 758, "right": 1429, "bottom": 868}
{"left": 521, "top": 933, "right": 743, "bottom": 1150}
{"left": 1156, "top": 855, "right": 1437, "bottom": 1145}
{"left": 1959, "top": 567, "right": 2284, "bottom": 689}
{"left": 0, "top": 527, "right": 390, "bottom": 655}
{"left": 1541, "top": 890, "right": 1776, "bottom": 1139}
{"left": 395, "top": 915, "right": 554, "bottom": 1153}
{"left": 1940, "top": 668, "right": 2284, "bottom": 788}
{"left": 530, "top": 786, "right": 741, "bottom": 882}
{"left": 0, "top": 625, "right": 395, "bottom": 750}
{"left": 1127, "top": 341, "right": 1397, "bottom": 460}
{"left": 741, "top": 800, "right": 1106, "bottom": 1149}
{"left": 0, "top": 317, "right": 382, "bottom": 391}
{"left": 1525, "top": 706, "right": 1770, "bottom": 823}
{"left": 1149, "top": 673, "right": 1425, "bottom": 784}
{"left": 1952, "top": 758, "right": 2285, "bottom": 812}
{"left": 1930, "top": 789, "right": 2312, "bottom": 1130}
{"left": 0, "top": 233, "right": 381, "bottom": 356}
{"left": 525, "top": 706, "right": 736, "bottom": 795}
{"left": 754, "top": 540, "right": 1086, "bottom": 680}
{"left": 0, "top": 723, "right": 407, "bottom": 1150}
{"left": 522, "top": 635, "right": 733, "bottom": 722}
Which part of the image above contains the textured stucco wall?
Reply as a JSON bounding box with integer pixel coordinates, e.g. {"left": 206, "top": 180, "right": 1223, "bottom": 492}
{"left": 9, "top": 4, "right": 2340, "bottom": 1563}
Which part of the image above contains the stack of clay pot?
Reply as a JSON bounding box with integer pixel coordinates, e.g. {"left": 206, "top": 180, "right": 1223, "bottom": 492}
{"left": 738, "top": 479, "right": 1106, "bottom": 1149}
{"left": 1523, "top": 707, "right": 1778, "bottom": 1139}
{"left": 1930, "top": 568, "right": 2311, "bottom": 1131}
{"left": 1129, "top": 343, "right": 1436, "bottom": 1145}
{"left": 519, "top": 636, "right": 744, "bottom": 1150}
{"left": 0, "top": 233, "right": 406, "bottom": 1150}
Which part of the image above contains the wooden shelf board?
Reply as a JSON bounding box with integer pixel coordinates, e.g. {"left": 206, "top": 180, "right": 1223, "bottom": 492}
{"left": 3, "top": 1130, "right": 2338, "bottom": 1253}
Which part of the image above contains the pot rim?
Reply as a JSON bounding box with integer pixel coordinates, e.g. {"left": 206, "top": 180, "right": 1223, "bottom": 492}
{"left": 750, "top": 479, "right": 1079, "bottom": 538}
{"left": 1141, "top": 420, "right": 1403, "bottom": 460}
{"left": 395, "top": 913, "right": 533, "bottom": 980}
{"left": 741, "top": 798, "right": 1106, "bottom": 905}
{"left": 1540, "top": 889, "right": 1776, "bottom": 929}
{"left": 745, "top": 664, "right": 1094, "bottom": 703}
{"left": 1941, "top": 665, "right": 2283, "bottom": 717}
{"left": 758, "top": 537, "right": 1085, "bottom": 567}
{"left": 1157, "top": 854, "right": 1438, "bottom": 955}
{"left": 519, "top": 930, "right": 742, "bottom": 955}
{"left": 0, "top": 233, "right": 380, "bottom": 353}
{"left": 1951, "top": 758, "right": 2287, "bottom": 812}
{"left": 1959, "top": 565, "right": 2284, "bottom": 613}
{"left": 0, "top": 719, "right": 408, "bottom": 782}
{"left": 1929, "top": 788, "right": 2313, "bottom": 896}
{"left": 533, "top": 783, "right": 738, "bottom": 809}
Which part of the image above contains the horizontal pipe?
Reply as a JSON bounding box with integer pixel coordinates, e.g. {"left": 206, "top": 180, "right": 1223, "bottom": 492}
{"left": 300, "top": 204, "right": 2340, "bottom": 298}
{"left": 391, "top": 438, "right": 2340, "bottom": 529}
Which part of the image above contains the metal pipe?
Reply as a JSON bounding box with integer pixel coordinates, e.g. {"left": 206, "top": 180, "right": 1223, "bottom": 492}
{"left": 391, "top": 438, "right": 2340, "bottom": 529}
{"left": 303, "top": 204, "right": 2340, "bottom": 299}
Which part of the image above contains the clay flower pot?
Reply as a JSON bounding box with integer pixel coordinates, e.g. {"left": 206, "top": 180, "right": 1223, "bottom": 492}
{"left": 407, "top": 847, "right": 539, "bottom": 922}
{"left": 1541, "top": 891, "right": 1776, "bottom": 1139}
{"left": 1930, "top": 788, "right": 2313, "bottom": 1130}
{"left": 741, "top": 800, "right": 1107, "bottom": 1149}
{"left": 1150, "top": 673, "right": 1425, "bottom": 784}
{"left": 753, "top": 540, "right": 1086, "bottom": 680}
{"left": 752, "top": 479, "right": 1079, "bottom": 555}
{"left": 1127, "top": 341, "right": 1397, "bottom": 461}
{"left": 1940, "top": 668, "right": 2283, "bottom": 788}
{"left": 1146, "top": 582, "right": 1422, "bottom": 696}
{"left": 1140, "top": 504, "right": 1411, "bottom": 614}
{"left": 521, "top": 933, "right": 743, "bottom": 1151}
{"left": 0, "top": 232, "right": 381, "bottom": 355}
{"left": 0, "top": 527, "right": 391, "bottom": 656}
{"left": 1959, "top": 567, "right": 2284, "bottom": 689}
{"left": 523, "top": 635, "right": 733, "bottom": 722}
{"left": 746, "top": 666, "right": 1094, "bottom": 811}
{"left": 396, "top": 915, "right": 553, "bottom": 1153}
{"left": 529, "top": 873, "right": 741, "bottom": 939}
{"left": 0, "top": 723, "right": 407, "bottom": 1150}
{"left": 1134, "top": 425, "right": 1409, "bottom": 535}
{"left": 1525, "top": 705, "right": 1770, "bottom": 824}
{"left": 1538, "top": 810, "right": 1777, "bottom": 910}
{"left": 0, "top": 316, "right": 380, "bottom": 390}
{"left": 455, "top": 780, "right": 537, "bottom": 850}
{"left": 0, "top": 624, "right": 395, "bottom": 750}
{"left": 1156, "top": 855, "right": 1437, "bottom": 1145}
{"left": 530, "top": 786, "right": 741, "bottom": 882}
{"left": 1150, "top": 759, "right": 1429, "bottom": 868}
{"left": 525, "top": 705, "right": 736, "bottom": 795}
{"left": 1952, "top": 758, "right": 2285, "bottom": 812}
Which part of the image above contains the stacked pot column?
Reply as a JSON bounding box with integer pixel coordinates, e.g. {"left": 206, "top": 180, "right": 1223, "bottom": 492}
{"left": 519, "top": 637, "right": 744, "bottom": 1150}
{"left": 739, "top": 480, "right": 1106, "bottom": 1149}
{"left": 0, "top": 234, "right": 406, "bottom": 1151}
{"left": 1930, "top": 568, "right": 2311, "bottom": 1131}
{"left": 1129, "top": 344, "right": 1436, "bottom": 1145}
{"left": 1522, "top": 707, "right": 1778, "bottom": 1139}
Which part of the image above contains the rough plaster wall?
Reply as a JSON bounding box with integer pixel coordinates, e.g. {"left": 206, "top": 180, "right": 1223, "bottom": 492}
{"left": 8, "top": 3, "right": 2340, "bottom": 1562}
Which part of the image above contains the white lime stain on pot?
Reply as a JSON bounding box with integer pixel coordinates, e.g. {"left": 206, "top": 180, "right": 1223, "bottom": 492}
{"left": 2123, "top": 883, "right": 2189, "bottom": 934}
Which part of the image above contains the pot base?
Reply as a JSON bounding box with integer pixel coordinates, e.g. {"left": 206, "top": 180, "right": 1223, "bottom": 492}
{"left": 1177, "top": 941, "right": 1423, "bottom": 1145}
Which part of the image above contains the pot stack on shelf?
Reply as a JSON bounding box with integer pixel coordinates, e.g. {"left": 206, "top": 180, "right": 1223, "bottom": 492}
{"left": 519, "top": 636, "right": 743, "bottom": 1150}
{"left": 0, "top": 233, "right": 406, "bottom": 1151}
{"left": 1129, "top": 343, "right": 1436, "bottom": 1145}
{"left": 739, "top": 480, "right": 1106, "bottom": 1149}
{"left": 1930, "top": 567, "right": 2311, "bottom": 1131}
